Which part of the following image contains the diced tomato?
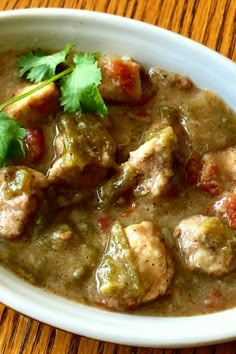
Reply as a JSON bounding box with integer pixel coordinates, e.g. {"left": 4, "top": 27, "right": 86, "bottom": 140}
{"left": 198, "top": 162, "right": 220, "bottom": 195}
{"left": 184, "top": 153, "right": 202, "bottom": 186}
{"left": 97, "top": 217, "right": 111, "bottom": 230}
{"left": 109, "top": 60, "right": 137, "bottom": 97}
{"left": 24, "top": 127, "right": 45, "bottom": 164}
{"left": 210, "top": 193, "right": 236, "bottom": 229}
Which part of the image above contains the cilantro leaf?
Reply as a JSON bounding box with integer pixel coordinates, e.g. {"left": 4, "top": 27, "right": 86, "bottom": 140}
{"left": 60, "top": 53, "right": 108, "bottom": 116}
{"left": 0, "top": 113, "right": 26, "bottom": 167}
{"left": 17, "top": 44, "right": 74, "bottom": 83}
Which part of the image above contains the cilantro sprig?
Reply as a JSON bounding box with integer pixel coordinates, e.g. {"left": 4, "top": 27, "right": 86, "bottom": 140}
{"left": 60, "top": 53, "right": 107, "bottom": 115}
{"left": 17, "top": 44, "right": 74, "bottom": 83}
{"left": 16, "top": 44, "right": 108, "bottom": 115}
{"left": 0, "top": 44, "right": 108, "bottom": 167}
{"left": 0, "top": 113, "right": 26, "bottom": 167}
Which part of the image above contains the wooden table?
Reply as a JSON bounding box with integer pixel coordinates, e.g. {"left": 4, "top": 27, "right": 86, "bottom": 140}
{"left": 0, "top": 0, "right": 235, "bottom": 353}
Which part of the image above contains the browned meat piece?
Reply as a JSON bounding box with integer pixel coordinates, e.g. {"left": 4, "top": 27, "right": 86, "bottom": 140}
{"left": 175, "top": 215, "right": 236, "bottom": 276}
{"left": 129, "top": 126, "right": 177, "bottom": 197}
{"left": 4, "top": 83, "right": 60, "bottom": 126}
{"left": 0, "top": 166, "right": 47, "bottom": 239}
{"left": 198, "top": 146, "right": 236, "bottom": 195}
{"left": 48, "top": 160, "right": 108, "bottom": 188}
{"left": 125, "top": 221, "right": 174, "bottom": 302}
{"left": 98, "top": 127, "right": 177, "bottom": 204}
{"left": 98, "top": 55, "right": 142, "bottom": 103}
{"left": 149, "top": 68, "right": 195, "bottom": 92}
{"left": 95, "top": 221, "right": 173, "bottom": 310}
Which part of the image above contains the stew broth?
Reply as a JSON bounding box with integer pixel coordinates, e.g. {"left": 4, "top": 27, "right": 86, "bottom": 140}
{"left": 0, "top": 50, "right": 235, "bottom": 316}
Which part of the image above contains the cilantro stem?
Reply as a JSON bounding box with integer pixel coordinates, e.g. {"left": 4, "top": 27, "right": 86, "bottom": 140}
{"left": 0, "top": 67, "right": 73, "bottom": 112}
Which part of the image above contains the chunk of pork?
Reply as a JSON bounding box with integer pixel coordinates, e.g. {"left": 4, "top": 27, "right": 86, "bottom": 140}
{"left": 4, "top": 83, "right": 60, "bottom": 125}
{"left": 199, "top": 146, "right": 236, "bottom": 195}
{"left": 98, "top": 126, "right": 177, "bottom": 204}
{"left": 125, "top": 221, "right": 174, "bottom": 302}
{"left": 175, "top": 215, "right": 236, "bottom": 276}
{"left": 98, "top": 55, "right": 142, "bottom": 103}
{"left": 96, "top": 221, "right": 173, "bottom": 310}
{"left": 0, "top": 166, "right": 47, "bottom": 239}
{"left": 129, "top": 126, "right": 177, "bottom": 197}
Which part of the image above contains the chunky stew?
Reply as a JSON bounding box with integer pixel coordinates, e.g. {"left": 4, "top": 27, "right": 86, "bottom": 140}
{"left": 0, "top": 49, "right": 235, "bottom": 316}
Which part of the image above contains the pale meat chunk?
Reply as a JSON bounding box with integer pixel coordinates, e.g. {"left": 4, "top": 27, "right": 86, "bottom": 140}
{"left": 95, "top": 221, "right": 173, "bottom": 310}
{"left": 129, "top": 126, "right": 177, "bottom": 197}
{"left": 98, "top": 127, "right": 177, "bottom": 204}
{"left": 98, "top": 55, "right": 142, "bottom": 103}
{"left": 4, "top": 83, "right": 60, "bottom": 125}
{"left": 175, "top": 215, "right": 236, "bottom": 276}
{"left": 96, "top": 221, "right": 144, "bottom": 309}
{"left": 199, "top": 146, "right": 236, "bottom": 195}
{"left": 125, "top": 221, "right": 174, "bottom": 302}
{"left": 0, "top": 166, "right": 47, "bottom": 239}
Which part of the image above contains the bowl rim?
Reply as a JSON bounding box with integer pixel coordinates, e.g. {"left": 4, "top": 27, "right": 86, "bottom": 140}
{"left": 0, "top": 7, "right": 235, "bottom": 348}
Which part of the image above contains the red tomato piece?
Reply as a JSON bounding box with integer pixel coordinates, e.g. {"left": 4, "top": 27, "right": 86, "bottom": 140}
{"left": 24, "top": 127, "right": 45, "bottom": 164}
{"left": 109, "top": 60, "right": 137, "bottom": 97}
{"left": 97, "top": 217, "right": 111, "bottom": 230}
{"left": 198, "top": 162, "right": 220, "bottom": 195}
{"left": 210, "top": 192, "right": 236, "bottom": 229}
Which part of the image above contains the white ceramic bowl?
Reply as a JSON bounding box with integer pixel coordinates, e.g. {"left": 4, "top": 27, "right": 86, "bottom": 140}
{"left": 0, "top": 8, "right": 235, "bottom": 348}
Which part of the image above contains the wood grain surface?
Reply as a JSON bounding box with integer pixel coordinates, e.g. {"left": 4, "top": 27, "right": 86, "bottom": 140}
{"left": 0, "top": 0, "right": 235, "bottom": 353}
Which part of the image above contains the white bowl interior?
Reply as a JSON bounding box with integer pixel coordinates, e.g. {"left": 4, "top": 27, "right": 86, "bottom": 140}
{"left": 0, "top": 8, "right": 235, "bottom": 348}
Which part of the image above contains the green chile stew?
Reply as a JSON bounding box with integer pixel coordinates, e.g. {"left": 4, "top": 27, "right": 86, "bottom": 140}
{"left": 0, "top": 48, "right": 235, "bottom": 316}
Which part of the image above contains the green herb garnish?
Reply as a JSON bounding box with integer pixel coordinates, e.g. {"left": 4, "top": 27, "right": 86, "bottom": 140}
{"left": 17, "top": 44, "right": 74, "bottom": 83}
{"left": 0, "top": 113, "right": 26, "bottom": 167}
{"left": 60, "top": 53, "right": 107, "bottom": 115}
{"left": 0, "top": 44, "right": 108, "bottom": 167}
{"left": 16, "top": 44, "right": 108, "bottom": 115}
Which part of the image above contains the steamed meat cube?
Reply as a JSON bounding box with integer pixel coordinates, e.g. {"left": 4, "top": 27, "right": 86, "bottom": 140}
{"left": 175, "top": 215, "right": 236, "bottom": 276}
{"left": 96, "top": 221, "right": 173, "bottom": 309}
{"left": 125, "top": 221, "right": 174, "bottom": 302}
{"left": 0, "top": 166, "right": 47, "bottom": 239}
{"left": 4, "top": 83, "right": 60, "bottom": 125}
{"left": 98, "top": 126, "right": 177, "bottom": 204}
{"left": 48, "top": 114, "right": 116, "bottom": 187}
{"left": 199, "top": 146, "right": 236, "bottom": 195}
{"left": 98, "top": 55, "right": 142, "bottom": 103}
{"left": 180, "top": 91, "right": 236, "bottom": 154}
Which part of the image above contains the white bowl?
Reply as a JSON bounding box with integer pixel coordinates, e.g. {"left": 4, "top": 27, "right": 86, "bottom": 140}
{"left": 0, "top": 8, "right": 235, "bottom": 348}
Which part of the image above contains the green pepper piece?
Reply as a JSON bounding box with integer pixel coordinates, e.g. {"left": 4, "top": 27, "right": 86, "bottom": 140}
{"left": 96, "top": 221, "right": 144, "bottom": 299}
